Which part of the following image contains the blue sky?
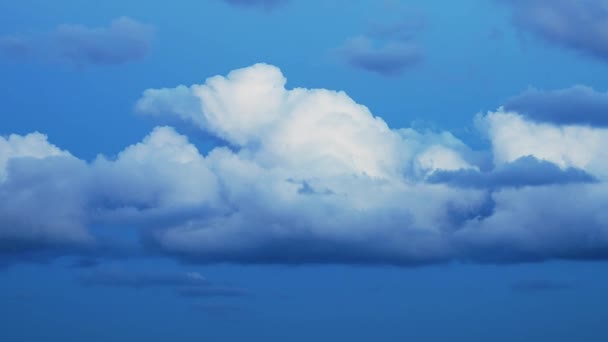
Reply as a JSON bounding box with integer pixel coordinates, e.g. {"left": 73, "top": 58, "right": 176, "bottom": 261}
{"left": 2, "top": 0, "right": 608, "bottom": 341}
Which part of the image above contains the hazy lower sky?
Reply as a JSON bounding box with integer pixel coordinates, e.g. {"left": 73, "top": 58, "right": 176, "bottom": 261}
{"left": 2, "top": 1, "right": 608, "bottom": 341}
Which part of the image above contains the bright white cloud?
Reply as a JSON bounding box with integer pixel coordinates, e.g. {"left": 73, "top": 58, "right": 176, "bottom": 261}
{"left": 3, "top": 64, "right": 608, "bottom": 265}
{"left": 478, "top": 109, "right": 608, "bottom": 179}
{"left": 137, "top": 63, "right": 469, "bottom": 181}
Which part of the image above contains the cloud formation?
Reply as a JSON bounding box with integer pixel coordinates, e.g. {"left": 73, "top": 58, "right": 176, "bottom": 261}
{"left": 0, "top": 17, "right": 153, "bottom": 66}
{"left": 3, "top": 64, "right": 608, "bottom": 266}
{"left": 0, "top": 133, "right": 92, "bottom": 257}
{"left": 501, "top": 0, "right": 608, "bottom": 62}
{"left": 504, "top": 86, "right": 608, "bottom": 127}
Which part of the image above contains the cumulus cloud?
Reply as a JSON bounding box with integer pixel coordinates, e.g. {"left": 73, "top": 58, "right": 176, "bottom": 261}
{"left": 0, "top": 17, "right": 153, "bottom": 66}
{"left": 3, "top": 64, "right": 608, "bottom": 266}
{"left": 504, "top": 86, "right": 608, "bottom": 127}
{"left": 478, "top": 110, "right": 608, "bottom": 179}
{"left": 500, "top": 0, "right": 608, "bottom": 62}
{"left": 0, "top": 133, "right": 92, "bottom": 257}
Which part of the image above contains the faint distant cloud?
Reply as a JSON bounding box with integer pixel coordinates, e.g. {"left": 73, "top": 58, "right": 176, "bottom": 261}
{"left": 79, "top": 268, "right": 252, "bottom": 300}
{"left": 367, "top": 15, "right": 427, "bottom": 41}
{"left": 191, "top": 303, "right": 246, "bottom": 317}
{"left": 80, "top": 269, "right": 209, "bottom": 289}
{"left": 511, "top": 279, "right": 573, "bottom": 293}
{"left": 335, "top": 36, "right": 423, "bottom": 76}
{"left": 334, "top": 7, "right": 426, "bottom": 76}
{"left": 488, "top": 27, "right": 504, "bottom": 41}
{"left": 0, "top": 36, "right": 31, "bottom": 58}
{"left": 70, "top": 258, "right": 100, "bottom": 269}
{"left": 177, "top": 286, "right": 252, "bottom": 298}
{"left": 223, "top": 0, "right": 288, "bottom": 10}
{"left": 0, "top": 17, "right": 154, "bottom": 67}
{"left": 499, "top": 0, "right": 608, "bottom": 62}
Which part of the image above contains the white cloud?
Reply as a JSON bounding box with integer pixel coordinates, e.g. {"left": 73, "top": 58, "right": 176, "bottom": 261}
{"left": 137, "top": 63, "right": 469, "bottom": 181}
{"left": 91, "top": 126, "right": 219, "bottom": 211}
{"left": 0, "top": 132, "right": 70, "bottom": 181}
{"left": 478, "top": 109, "right": 608, "bottom": 179}
{"left": 0, "top": 133, "right": 90, "bottom": 253}
{"left": 3, "top": 63, "right": 608, "bottom": 265}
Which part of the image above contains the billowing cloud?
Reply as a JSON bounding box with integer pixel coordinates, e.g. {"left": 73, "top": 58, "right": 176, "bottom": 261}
{"left": 504, "top": 86, "right": 608, "bottom": 127}
{"left": 3, "top": 64, "right": 608, "bottom": 266}
{"left": 500, "top": 0, "right": 608, "bottom": 62}
{"left": 0, "top": 133, "right": 92, "bottom": 257}
{"left": 0, "top": 17, "right": 153, "bottom": 66}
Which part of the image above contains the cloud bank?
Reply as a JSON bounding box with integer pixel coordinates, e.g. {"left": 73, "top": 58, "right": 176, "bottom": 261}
{"left": 2, "top": 63, "right": 608, "bottom": 266}
{"left": 0, "top": 17, "right": 153, "bottom": 66}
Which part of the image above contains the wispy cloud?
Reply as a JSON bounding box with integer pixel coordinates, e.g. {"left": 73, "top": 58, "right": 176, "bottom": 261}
{"left": 511, "top": 279, "right": 573, "bottom": 293}
{"left": 0, "top": 17, "right": 154, "bottom": 67}
{"left": 500, "top": 0, "right": 608, "bottom": 62}
{"left": 177, "top": 286, "right": 252, "bottom": 298}
{"left": 334, "top": 7, "right": 426, "bottom": 76}
{"left": 79, "top": 268, "right": 251, "bottom": 300}
{"left": 335, "top": 36, "right": 423, "bottom": 76}
{"left": 80, "top": 269, "right": 209, "bottom": 289}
